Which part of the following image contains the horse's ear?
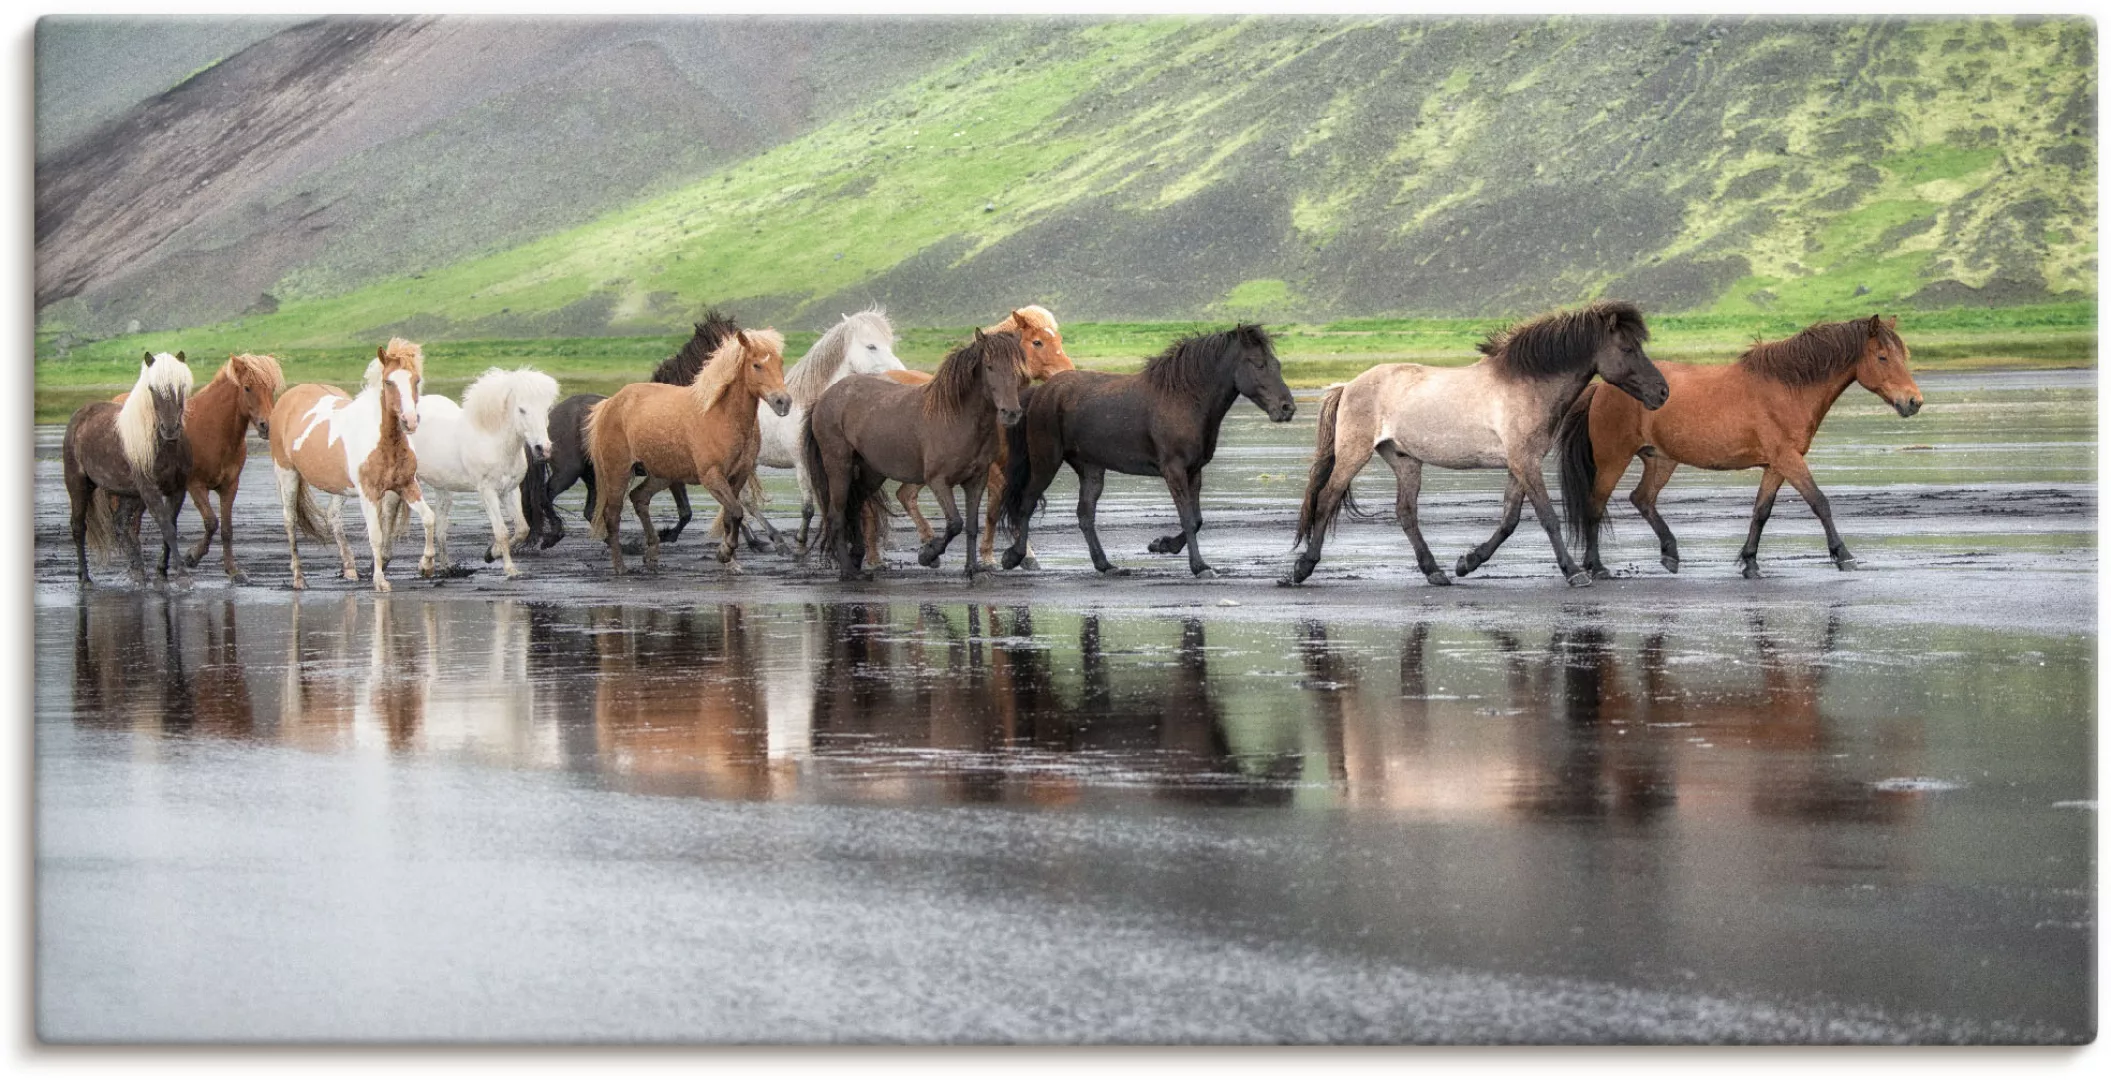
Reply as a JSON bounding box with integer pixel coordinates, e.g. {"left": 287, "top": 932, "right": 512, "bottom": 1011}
{"left": 377, "top": 345, "right": 388, "bottom": 361}
{"left": 736, "top": 329, "right": 752, "bottom": 350}
{"left": 174, "top": 351, "right": 185, "bottom": 363}
{"left": 1868, "top": 314, "right": 1884, "bottom": 338}
{"left": 1885, "top": 315, "right": 1899, "bottom": 331}
{"left": 142, "top": 351, "right": 154, "bottom": 367}
{"left": 1011, "top": 309, "right": 1028, "bottom": 328}
{"left": 973, "top": 328, "right": 988, "bottom": 344}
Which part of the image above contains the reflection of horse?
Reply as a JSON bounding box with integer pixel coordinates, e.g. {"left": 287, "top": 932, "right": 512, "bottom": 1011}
{"left": 114, "top": 353, "right": 284, "bottom": 582}
{"left": 585, "top": 329, "right": 792, "bottom": 573}
{"left": 1560, "top": 315, "right": 1923, "bottom": 579}
{"left": 1000, "top": 324, "right": 1296, "bottom": 577}
{"left": 590, "top": 605, "right": 776, "bottom": 800}
{"left": 804, "top": 331, "right": 1027, "bottom": 581}
{"left": 269, "top": 338, "right": 436, "bottom": 592}
{"left": 399, "top": 367, "right": 561, "bottom": 578}
{"left": 65, "top": 351, "right": 195, "bottom": 585}
{"left": 1288, "top": 302, "right": 1667, "bottom": 588}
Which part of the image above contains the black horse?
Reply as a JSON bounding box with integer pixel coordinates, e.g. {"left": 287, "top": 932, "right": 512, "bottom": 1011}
{"left": 998, "top": 324, "right": 1295, "bottom": 577}
{"left": 521, "top": 310, "right": 741, "bottom": 550}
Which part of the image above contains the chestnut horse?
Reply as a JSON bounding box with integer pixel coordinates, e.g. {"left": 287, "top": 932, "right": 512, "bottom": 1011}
{"left": 584, "top": 328, "right": 791, "bottom": 574}
{"left": 115, "top": 353, "right": 284, "bottom": 582}
{"left": 269, "top": 338, "right": 437, "bottom": 592}
{"left": 999, "top": 323, "right": 1296, "bottom": 578}
{"left": 802, "top": 329, "right": 1028, "bottom": 582}
{"left": 1559, "top": 314, "right": 1922, "bottom": 579}
{"left": 878, "top": 306, "right": 1074, "bottom": 569}
{"left": 1287, "top": 301, "right": 1668, "bottom": 589}
{"left": 64, "top": 351, "right": 195, "bottom": 586}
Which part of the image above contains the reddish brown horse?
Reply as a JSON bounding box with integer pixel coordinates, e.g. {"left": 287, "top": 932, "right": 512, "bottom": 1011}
{"left": 803, "top": 330, "right": 1028, "bottom": 582}
{"left": 65, "top": 351, "right": 195, "bottom": 586}
{"left": 117, "top": 353, "right": 284, "bottom": 582}
{"left": 1560, "top": 314, "right": 1921, "bottom": 579}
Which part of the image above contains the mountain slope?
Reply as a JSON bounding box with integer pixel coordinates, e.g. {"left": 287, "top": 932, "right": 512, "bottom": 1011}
{"left": 37, "top": 15, "right": 2095, "bottom": 345}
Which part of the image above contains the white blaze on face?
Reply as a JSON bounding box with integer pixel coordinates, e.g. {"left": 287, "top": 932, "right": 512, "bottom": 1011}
{"left": 389, "top": 369, "right": 420, "bottom": 429}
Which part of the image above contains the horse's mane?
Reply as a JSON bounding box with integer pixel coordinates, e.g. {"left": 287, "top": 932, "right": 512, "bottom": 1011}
{"left": 926, "top": 331, "right": 1023, "bottom": 419}
{"left": 786, "top": 307, "right": 892, "bottom": 406}
{"left": 117, "top": 352, "right": 194, "bottom": 471}
{"left": 379, "top": 337, "right": 424, "bottom": 379}
{"left": 692, "top": 328, "right": 784, "bottom": 412}
{"left": 1478, "top": 300, "right": 1649, "bottom": 379}
{"left": 654, "top": 308, "right": 739, "bottom": 386}
{"left": 218, "top": 353, "right": 285, "bottom": 395}
{"left": 994, "top": 304, "right": 1059, "bottom": 335}
{"left": 464, "top": 366, "right": 561, "bottom": 432}
{"left": 1737, "top": 319, "right": 1896, "bottom": 386}
{"left": 1142, "top": 323, "right": 1274, "bottom": 399}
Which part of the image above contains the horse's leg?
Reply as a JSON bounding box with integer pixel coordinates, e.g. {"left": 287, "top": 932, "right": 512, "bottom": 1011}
{"left": 358, "top": 496, "right": 394, "bottom": 593}
{"left": 115, "top": 497, "right": 149, "bottom": 584}
{"left": 68, "top": 474, "right": 94, "bottom": 585}
{"left": 422, "top": 488, "right": 454, "bottom": 575}
{"left": 185, "top": 478, "right": 216, "bottom": 570}
{"left": 1377, "top": 445, "right": 1449, "bottom": 585}
{"left": 477, "top": 486, "right": 521, "bottom": 578}
{"left": 594, "top": 464, "right": 629, "bottom": 577}
{"left": 1454, "top": 475, "right": 1525, "bottom": 580}
{"left": 1160, "top": 460, "right": 1212, "bottom": 577}
{"left": 274, "top": 465, "right": 308, "bottom": 590}
{"left": 408, "top": 488, "right": 440, "bottom": 582}
{"left": 980, "top": 461, "right": 1033, "bottom": 569}
{"left": 697, "top": 470, "right": 746, "bottom": 570}
{"left": 1774, "top": 452, "right": 1857, "bottom": 571}
{"left": 659, "top": 483, "right": 692, "bottom": 544}
{"left": 736, "top": 477, "right": 789, "bottom": 558}
{"left": 1629, "top": 454, "right": 1682, "bottom": 574}
{"left": 148, "top": 484, "right": 190, "bottom": 586}
{"left": 1074, "top": 465, "right": 1122, "bottom": 575}
{"left": 327, "top": 495, "right": 359, "bottom": 581}
{"left": 1284, "top": 436, "right": 1378, "bottom": 586}
{"left": 503, "top": 483, "right": 532, "bottom": 556}
{"left": 216, "top": 479, "right": 249, "bottom": 583}
{"left": 1584, "top": 444, "right": 1638, "bottom": 580}
{"left": 918, "top": 481, "right": 965, "bottom": 569}
{"left": 630, "top": 478, "right": 668, "bottom": 572}
{"left": 897, "top": 483, "right": 936, "bottom": 545}
{"left": 1736, "top": 467, "right": 1788, "bottom": 579}
{"left": 961, "top": 469, "right": 989, "bottom": 582}
{"left": 1513, "top": 458, "right": 1592, "bottom": 587}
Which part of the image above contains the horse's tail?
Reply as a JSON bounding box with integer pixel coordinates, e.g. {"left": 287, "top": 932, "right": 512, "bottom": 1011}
{"left": 1294, "top": 385, "right": 1349, "bottom": 547}
{"left": 1558, "top": 382, "right": 1601, "bottom": 549}
{"left": 583, "top": 400, "right": 612, "bottom": 541}
{"left": 287, "top": 473, "right": 330, "bottom": 541}
{"left": 81, "top": 485, "right": 117, "bottom": 559}
{"left": 799, "top": 410, "right": 831, "bottom": 561}
{"left": 998, "top": 390, "right": 1039, "bottom": 541}
{"left": 519, "top": 455, "right": 551, "bottom": 539}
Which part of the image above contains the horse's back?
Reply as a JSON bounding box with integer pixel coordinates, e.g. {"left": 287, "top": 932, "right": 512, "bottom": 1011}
{"left": 269, "top": 384, "right": 356, "bottom": 489}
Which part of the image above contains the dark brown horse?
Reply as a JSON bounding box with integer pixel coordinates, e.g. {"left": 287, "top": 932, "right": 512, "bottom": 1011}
{"left": 521, "top": 310, "right": 741, "bottom": 548}
{"left": 1559, "top": 314, "right": 1922, "bottom": 579}
{"left": 998, "top": 324, "right": 1296, "bottom": 577}
{"left": 65, "top": 351, "right": 195, "bottom": 586}
{"left": 802, "top": 330, "right": 1027, "bottom": 582}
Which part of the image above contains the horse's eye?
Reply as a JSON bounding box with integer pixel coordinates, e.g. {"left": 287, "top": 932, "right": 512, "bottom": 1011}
{"left": 1033, "top": 340, "right": 1044, "bottom": 347}
{"left": 866, "top": 344, "right": 878, "bottom": 351}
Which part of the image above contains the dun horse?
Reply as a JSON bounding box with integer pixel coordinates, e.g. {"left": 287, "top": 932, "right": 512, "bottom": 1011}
{"left": 869, "top": 306, "right": 1074, "bottom": 569}
{"left": 112, "top": 352, "right": 284, "bottom": 581}
{"left": 401, "top": 366, "right": 561, "bottom": 578}
{"left": 999, "top": 323, "right": 1296, "bottom": 577}
{"left": 1287, "top": 301, "right": 1668, "bottom": 588}
{"left": 269, "top": 338, "right": 437, "bottom": 592}
{"left": 584, "top": 328, "right": 791, "bottom": 574}
{"left": 803, "top": 329, "right": 1028, "bottom": 582}
{"left": 64, "top": 351, "right": 195, "bottom": 586}
{"left": 1559, "top": 314, "right": 1921, "bottom": 579}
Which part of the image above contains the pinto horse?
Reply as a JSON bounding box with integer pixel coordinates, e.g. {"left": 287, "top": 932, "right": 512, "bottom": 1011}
{"left": 998, "top": 323, "right": 1296, "bottom": 577}
{"left": 269, "top": 338, "right": 438, "bottom": 592}
{"left": 111, "top": 352, "right": 284, "bottom": 581}
{"left": 65, "top": 351, "right": 195, "bottom": 586}
{"left": 802, "top": 329, "right": 1028, "bottom": 582}
{"left": 1559, "top": 314, "right": 1921, "bottom": 579}
{"left": 403, "top": 366, "right": 561, "bottom": 578}
{"left": 584, "top": 328, "right": 792, "bottom": 574}
{"left": 1287, "top": 301, "right": 1668, "bottom": 589}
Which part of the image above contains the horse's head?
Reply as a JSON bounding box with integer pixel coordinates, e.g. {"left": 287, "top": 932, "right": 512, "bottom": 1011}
{"left": 142, "top": 351, "right": 193, "bottom": 443}
{"left": 1589, "top": 309, "right": 1668, "bottom": 410}
{"left": 1005, "top": 307, "right": 1074, "bottom": 380}
{"left": 843, "top": 311, "right": 906, "bottom": 376}
{"left": 1228, "top": 323, "right": 1296, "bottom": 422}
{"left": 478, "top": 368, "right": 562, "bottom": 463}
{"left": 738, "top": 329, "right": 792, "bottom": 416}
{"left": 377, "top": 340, "right": 425, "bottom": 434}
{"left": 1853, "top": 315, "right": 1921, "bottom": 418}
{"left": 977, "top": 329, "right": 1029, "bottom": 427}
{"left": 231, "top": 354, "right": 285, "bottom": 438}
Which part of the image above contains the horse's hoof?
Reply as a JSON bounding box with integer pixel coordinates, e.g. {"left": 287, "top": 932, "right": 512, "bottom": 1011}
{"left": 290, "top": 576, "right": 306, "bottom": 591}
{"left": 342, "top": 569, "right": 360, "bottom": 581}
{"left": 725, "top": 561, "right": 745, "bottom": 575}
{"left": 538, "top": 533, "right": 563, "bottom": 551}
{"left": 374, "top": 579, "right": 393, "bottom": 594}
{"left": 1098, "top": 566, "right": 1130, "bottom": 577}
{"left": 1740, "top": 561, "right": 1762, "bottom": 580}
{"left": 226, "top": 568, "right": 249, "bottom": 585}
{"left": 182, "top": 552, "right": 203, "bottom": 569}
{"left": 1022, "top": 555, "right": 1041, "bottom": 571}
{"left": 917, "top": 546, "right": 943, "bottom": 568}
{"left": 1454, "top": 557, "right": 1476, "bottom": 578}
{"left": 772, "top": 540, "right": 793, "bottom": 558}
{"left": 1427, "top": 571, "right": 1453, "bottom": 586}
{"left": 1661, "top": 555, "right": 1680, "bottom": 574}
{"left": 1193, "top": 566, "right": 1216, "bottom": 579}
{"left": 1589, "top": 566, "right": 1615, "bottom": 581}
{"left": 1836, "top": 557, "right": 1859, "bottom": 572}
{"left": 1000, "top": 549, "right": 1024, "bottom": 571}
{"left": 1147, "top": 538, "right": 1174, "bottom": 554}
{"left": 656, "top": 529, "right": 682, "bottom": 544}
{"left": 1566, "top": 571, "right": 1594, "bottom": 588}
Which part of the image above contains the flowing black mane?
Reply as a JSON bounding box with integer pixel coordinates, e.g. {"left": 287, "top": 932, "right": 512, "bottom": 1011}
{"left": 652, "top": 308, "right": 740, "bottom": 386}
{"left": 1142, "top": 323, "right": 1274, "bottom": 398}
{"left": 1738, "top": 318, "right": 1895, "bottom": 386}
{"left": 1479, "top": 300, "right": 1649, "bottom": 379}
{"left": 926, "top": 331, "right": 1023, "bottom": 418}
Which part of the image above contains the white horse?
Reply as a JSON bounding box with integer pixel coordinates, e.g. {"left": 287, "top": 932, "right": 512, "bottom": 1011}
{"left": 713, "top": 308, "right": 905, "bottom": 548}
{"left": 395, "top": 366, "right": 561, "bottom": 578}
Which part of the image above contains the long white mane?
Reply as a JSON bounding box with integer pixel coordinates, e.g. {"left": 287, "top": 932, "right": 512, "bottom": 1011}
{"left": 463, "top": 366, "right": 561, "bottom": 433}
{"left": 117, "top": 352, "right": 194, "bottom": 471}
{"left": 785, "top": 307, "right": 895, "bottom": 406}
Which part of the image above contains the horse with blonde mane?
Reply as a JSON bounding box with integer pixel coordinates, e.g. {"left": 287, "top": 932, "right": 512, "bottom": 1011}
{"left": 584, "top": 328, "right": 792, "bottom": 574}
{"left": 268, "top": 338, "right": 438, "bottom": 593}
{"left": 111, "top": 352, "right": 284, "bottom": 581}
{"left": 64, "top": 351, "right": 195, "bottom": 585}
{"left": 402, "top": 366, "right": 562, "bottom": 578}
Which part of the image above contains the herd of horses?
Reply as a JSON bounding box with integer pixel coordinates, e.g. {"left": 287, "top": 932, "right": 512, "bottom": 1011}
{"left": 61, "top": 300, "right": 1924, "bottom": 594}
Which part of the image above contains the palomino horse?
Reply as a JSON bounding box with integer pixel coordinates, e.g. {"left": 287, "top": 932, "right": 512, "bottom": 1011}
{"left": 999, "top": 323, "right": 1296, "bottom": 577}
{"left": 112, "top": 352, "right": 284, "bottom": 582}
{"left": 1560, "top": 314, "right": 1921, "bottom": 579}
{"left": 64, "top": 351, "right": 195, "bottom": 586}
{"left": 1286, "top": 300, "right": 1668, "bottom": 589}
{"left": 402, "top": 366, "right": 561, "bottom": 578}
{"left": 803, "top": 329, "right": 1027, "bottom": 582}
{"left": 269, "top": 338, "right": 437, "bottom": 592}
{"left": 521, "top": 310, "right": 743, "bottom": 549}
{"left": 585, "top": 328, "right": 792, "bottom": 574}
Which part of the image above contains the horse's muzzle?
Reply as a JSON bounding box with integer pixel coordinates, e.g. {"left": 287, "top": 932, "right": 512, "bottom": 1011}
{"left": 254, "top": 420, "right": 271, "bottom": 439}
{"left": 998, "top": 408, "right": 1023, "bottom": 427}
{"left": 1271, "top": 401, "right": 1297, "bottom": 422}
{"left": 767, "top": 392, "right": 792, "bottom": 417}
{"left": 1894, "top": 397, "right": 1923, "bottom": 418}
{"left": 526, "top": 443, "right": 550, "bottom": 465}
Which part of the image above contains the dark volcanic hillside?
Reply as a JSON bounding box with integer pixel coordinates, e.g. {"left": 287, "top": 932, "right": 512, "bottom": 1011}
{"left": 36, "top": 15, "right": 2096, "bottom": 342}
